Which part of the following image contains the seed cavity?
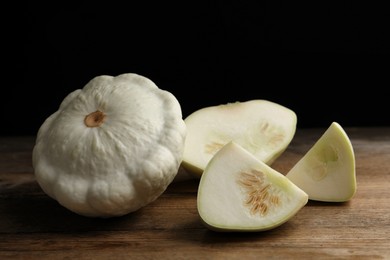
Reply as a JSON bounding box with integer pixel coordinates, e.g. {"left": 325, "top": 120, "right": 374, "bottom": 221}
{"left": 322, "top": 145, "right": 338, "bottom": 163}
{"left": 310, "top": 145, "right": 339, "bottom": 181}
{"left": 204, "top": 141, "right": 224, "bottom": 155}
{"left": 310, "top": 163, "right": 328, "bottom": 181}
{"left": 237, "top": 169, "right": 280, "bottom": 217}
{"left": 258, "top": 121, "right": 285, "bottom": 147}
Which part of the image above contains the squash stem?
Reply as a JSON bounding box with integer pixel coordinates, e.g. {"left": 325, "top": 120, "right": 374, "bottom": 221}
{"left": 84, "top": 110, "right": 106, "bottom": 127}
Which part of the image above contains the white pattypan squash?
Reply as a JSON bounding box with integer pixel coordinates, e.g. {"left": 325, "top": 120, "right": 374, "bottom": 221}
{"left": 32, "top": 73, "right": 187, "bottom": 218}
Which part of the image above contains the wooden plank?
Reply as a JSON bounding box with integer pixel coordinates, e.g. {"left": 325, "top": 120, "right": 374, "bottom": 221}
{"left": 0, "top": 128, "right": 389, "bottom": 259}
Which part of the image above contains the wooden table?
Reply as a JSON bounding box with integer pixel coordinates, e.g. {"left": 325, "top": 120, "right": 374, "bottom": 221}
{"left": 1, "top": 127, "right": 389, "bottom": 259}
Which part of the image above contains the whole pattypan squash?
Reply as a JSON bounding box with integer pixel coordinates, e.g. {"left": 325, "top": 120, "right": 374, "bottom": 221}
{"left": 32, "top": 73, "right": 187, "bottom": 218}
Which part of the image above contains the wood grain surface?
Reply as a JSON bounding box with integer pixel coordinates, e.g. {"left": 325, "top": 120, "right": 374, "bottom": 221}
{"left": 0, "top": 127, "right": 389, "bottom": 259}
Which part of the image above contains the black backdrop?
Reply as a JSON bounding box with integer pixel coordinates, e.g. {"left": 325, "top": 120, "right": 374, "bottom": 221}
{"left": 4, "top": 2, "right": 390, "bottom": 135}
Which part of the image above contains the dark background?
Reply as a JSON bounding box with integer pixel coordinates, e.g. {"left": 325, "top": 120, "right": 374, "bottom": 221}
{"left": 4, "top": 2, "right": 390, "bottom": 136}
